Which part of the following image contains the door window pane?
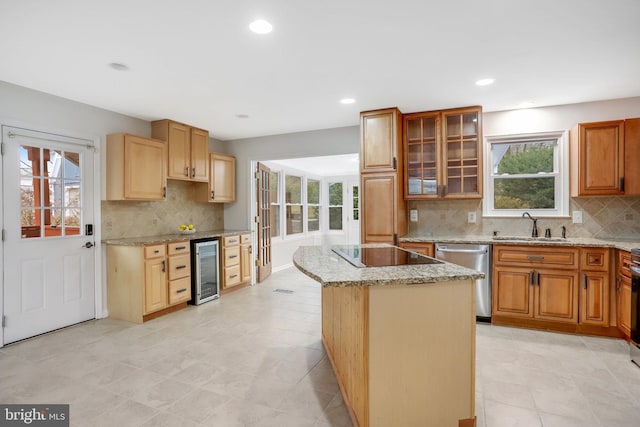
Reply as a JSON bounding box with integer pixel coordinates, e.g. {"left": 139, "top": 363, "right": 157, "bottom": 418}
{"left": 19, "top": 145, "right": 83, "bottom": 239}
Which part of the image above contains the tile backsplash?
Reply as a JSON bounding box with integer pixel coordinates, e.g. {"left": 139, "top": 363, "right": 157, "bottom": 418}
{"left": 407, "top": 196, "right": 640, "bottom": 240}
{"left": 101, "top": 180, "right": 224, "bottom": 240}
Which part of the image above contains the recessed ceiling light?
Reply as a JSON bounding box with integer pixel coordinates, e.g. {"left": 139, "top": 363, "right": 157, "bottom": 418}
{"left": 249, "top": 19, "right": 273, "bottom": 34}
{"left": 108, "top": 62, "right": 129, "bottom": 71}
{"left": 517, "top": 101, "right": 534, "bottom": 109}
{"left": 475, "top": 78, "right": 495, "bottom": 86}
{"left": 235, "top": 114, "right": 249, "bottom": 119}
{"left": 340, "top": 98, "right": 356, "bottom": 105}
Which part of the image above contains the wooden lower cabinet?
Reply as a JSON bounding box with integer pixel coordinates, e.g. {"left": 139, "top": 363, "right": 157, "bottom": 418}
{"left": 398, "top": 242, "right": 434, "bottom": 257}
{"left": 108, "top": 241, "right": 190, "bottom": 323}
{"left": 221, "top": 234, "right": 251, "bottom": 290}
{"left": 493, "top": 266, "right": 534, "bottom": 317}
{"left": 493, "top": 245, "right": 615, "bottom": 335}
{"left": 322, "top": 280, "right": 476, "bottom": 427}
{"left": 617, "top": 250, "right": 632, "bottom": 336}
{"left": 618, "top": 275, "right": 632, "bottom": 336}
{"left": 535, "top": 270, "right": 579, "bottom": 323}
{"left": 579, "top": 271, "right": 609, "bottom": 326}
{"left": 144, "top": 256, "right": 167, "bottom": 315}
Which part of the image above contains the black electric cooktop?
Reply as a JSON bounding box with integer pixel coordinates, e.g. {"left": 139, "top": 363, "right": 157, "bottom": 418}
{"left": 331, "top": 245, "right": 443, "bottom": 268}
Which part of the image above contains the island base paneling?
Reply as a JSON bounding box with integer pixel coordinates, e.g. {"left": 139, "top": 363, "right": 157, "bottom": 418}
{"left": 322, "top": 281, "right": 476, "bottom": 427}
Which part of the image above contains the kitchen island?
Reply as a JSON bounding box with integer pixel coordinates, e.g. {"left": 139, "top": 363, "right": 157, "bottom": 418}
{"left": 293, "top": 245, "right": 484, "bottom": 427}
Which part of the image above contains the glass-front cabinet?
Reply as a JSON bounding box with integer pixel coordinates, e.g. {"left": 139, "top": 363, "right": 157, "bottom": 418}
{"left": 404, "top": 106, "right": 482, "bottom": 199}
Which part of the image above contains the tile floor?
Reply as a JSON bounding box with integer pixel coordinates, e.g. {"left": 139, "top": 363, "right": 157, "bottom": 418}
{"left": 1, "top": 266, "right": 639, "bottom": 426}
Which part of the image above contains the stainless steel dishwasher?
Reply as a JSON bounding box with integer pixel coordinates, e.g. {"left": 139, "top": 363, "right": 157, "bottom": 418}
{"left": 435, "top": 243, "right": 491, "bottom": 321}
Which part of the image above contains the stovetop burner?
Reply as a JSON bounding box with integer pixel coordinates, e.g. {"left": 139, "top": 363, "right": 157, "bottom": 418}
{"left": 331, "top": 245, "right": 443, "bottom": 268}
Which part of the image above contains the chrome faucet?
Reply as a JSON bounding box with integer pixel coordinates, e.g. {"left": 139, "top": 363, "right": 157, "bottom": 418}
{"left": 522, "top": 212, "right": 538, "bottom": 238}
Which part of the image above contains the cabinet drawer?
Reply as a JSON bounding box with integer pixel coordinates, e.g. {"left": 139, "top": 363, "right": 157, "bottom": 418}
{"left": 168, "top": 277, "right": 191, "bottom": 305}
{"left": 240, "top": 234, "right": 251, "bottom": 244}
{"left": 168, "top": 254, "right": 191, "bottom": 280}
{"left": 223, "top": 246, "right": 241, "bottom": 267}
{"left": 168, "top": 241, "right": 189, "bottom": 256}
{"left": 494, "top": 245, "right": 578, "bottom": 268}
{"left": 223, "top": 235, "right": 240, "bottom": 246}
{"left": 224, "top": 265, "right": 241, "bottom": 288}
{"left": 619, "top": 250, "right": 632, "bottom": 279}
{"left": 144, "top": 244, "right": 166, "bottom": 259}
{"left": 580, "top": 247, "right": 610, "bottom": 271}
{"left": 399, "top": 243, "right": 434, "bottom": 257}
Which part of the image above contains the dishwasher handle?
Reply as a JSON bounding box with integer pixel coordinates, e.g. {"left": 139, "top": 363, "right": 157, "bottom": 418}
{"left": 436, "top": 247, "right": 488, "bottom": 254}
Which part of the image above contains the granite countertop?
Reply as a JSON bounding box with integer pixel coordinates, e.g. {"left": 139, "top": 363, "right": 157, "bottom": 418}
{"left": 103, "top": 229, "right": 251, "bottom": 245}
{"left": 400, "top": 235, "right": 640, "bottom": 252}
{"left": 293, "top": 244, "right": 484, "bottom": 288}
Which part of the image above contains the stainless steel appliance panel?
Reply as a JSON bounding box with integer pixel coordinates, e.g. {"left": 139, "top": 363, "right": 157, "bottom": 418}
{"left": 190, "top": 239, "right": 220, "bottom": 305}
{"left": 436, "top": 243, "right": 491, "bottom": 321}
{"left": 630, "top": 248, "right": 640, "bottom": 367}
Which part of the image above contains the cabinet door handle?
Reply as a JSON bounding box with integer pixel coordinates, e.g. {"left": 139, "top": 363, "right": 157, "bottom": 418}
{"left": 192, "top": 167, "right": 196, "bottom": 178}
{"left": 175, "top": 246, "right": 186, "bottom": 250}
{"left": 616, "top": 277, "right": 621, "bottom": 292}
{"left": 527, "top": 255, "right": 545, "bottom": 261}
{"left": 529, "top": 271, "right": 535, "bottom": 286}
{"left": 162, "top": 260, "right": 166, "bottom": 272}
{"left": 185, "top": 166, "right": 190, "bottom": 177}
{"left": 230, "top": 274, "right": 238, "bottom": 279}
{"left": 163, "top": 186, "right": 166, "bottom": 198}
{"left": 442, "top": 185, "right": 447, "bottom": 196}
{"left": 229, "top": 255, "right": 238, "bottom": 259}
{"left": 211, "top": 190, "right": 215, "bottom": 200}
{"left": 176, "top": 288, "right": 187, "bottom": 293}
{"left": 154, "top": 250, "right": 160, "bottom": 254}
{"left": 620, "top": 177, "right": 625, "bottom": 192}
{"left": 583, "top": 274, "right": 588, "bottom": 289}
{"left": 176, "top": 265, "right": 187, "bottom": 270}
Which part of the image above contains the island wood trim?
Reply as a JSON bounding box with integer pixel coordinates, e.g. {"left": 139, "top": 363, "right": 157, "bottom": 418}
{"left": 322, "top": 280, "right": 475, "bottom": 427}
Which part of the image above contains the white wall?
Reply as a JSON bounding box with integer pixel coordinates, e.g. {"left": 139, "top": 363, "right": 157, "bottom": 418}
{"left": 224, "top": 125, "right": 360, "bottom": 230}
{"left": 484, "top": 96, "right": 640, "bottom": 135}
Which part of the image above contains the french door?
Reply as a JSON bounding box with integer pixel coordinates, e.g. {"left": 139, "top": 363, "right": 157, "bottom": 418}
{"left": 2, "top": 126, "right": 96, "bottom": 344}
{"left": 256, "top": 162, "right": 272, "bottom": 282}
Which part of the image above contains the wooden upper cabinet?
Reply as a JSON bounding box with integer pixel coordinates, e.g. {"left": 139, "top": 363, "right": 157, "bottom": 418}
{"left": 106, "top": 133, "right": 167, "bottom": 201}
{"left": 625, "top": 118, "right": 640, "bottom": 195}
{"left": 361, "top": 108, "right": 402, "bottom": 173}
{"left": 403, "top": 106, "right": 482, "bottom": 200}
{"left": 570, "top": 120, "right": 625, "bottom": 196}
{"left": 152, "top": 119, "right": 210, "bottom": 182}
{"left": 210, "top": 152, "right": 236, "bottom": 203}
{"left": 190, "top": 127, "right": 209, "bottom": 182}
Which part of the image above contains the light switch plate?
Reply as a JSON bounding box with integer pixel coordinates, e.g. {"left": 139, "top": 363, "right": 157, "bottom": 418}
{"left": 467, "top": 211, "right": 476, "bottom": 223}
{"left": 572, "top": 210, "right": 583, "bottom": 224}
{"left": 410, "top": 209, "right": 418, "bottom": 222}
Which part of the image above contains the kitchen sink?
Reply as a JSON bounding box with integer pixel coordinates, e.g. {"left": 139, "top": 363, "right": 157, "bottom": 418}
{"left": 492, "top": 236, "right": 566, "bottom": 242}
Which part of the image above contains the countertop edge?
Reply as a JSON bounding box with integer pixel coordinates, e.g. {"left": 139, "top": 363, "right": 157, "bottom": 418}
{"left": 103, "top": 229, "right": 251, "bottom": 245}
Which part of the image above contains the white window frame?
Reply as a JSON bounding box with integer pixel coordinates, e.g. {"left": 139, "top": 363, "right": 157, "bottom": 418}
{"left": 306, "top": 178, "right": 321, "bottom": 234}
{"left": 284, "top": 173, "right": 303, "bottom": 236}
{"left": 327, "top": 180, "right": 345, "bottom": 232}
{"left": 483, "top": 130, "right": 569, "bottom": 218}
{"left": 269, "top": 170, "right": 281, "bottom": 239}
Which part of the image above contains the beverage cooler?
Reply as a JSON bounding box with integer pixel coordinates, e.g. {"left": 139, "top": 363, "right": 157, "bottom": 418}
{"left": 190, "top": 238, "right": 220, "bottom": 305}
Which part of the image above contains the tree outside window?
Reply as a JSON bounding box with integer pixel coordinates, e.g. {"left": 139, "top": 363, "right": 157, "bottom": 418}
{"left": 307, "top": 179, "right": 320, "bottom": 232}
{"left": 285, "top": 175, "right": 303, "bottom": 235}
{"left": 329, "top": 182, "right": 343, "bottom": 230}
{"left": 269, "top": 171, "right": 280, "bottom": 238}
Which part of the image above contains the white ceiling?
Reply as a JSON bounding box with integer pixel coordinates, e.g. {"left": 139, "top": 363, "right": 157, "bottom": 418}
{"left": 267, "top": 154, "right": 360, "bottom": 177}
{"left": 1, "top": 0, "right": 639, "bottom": 141}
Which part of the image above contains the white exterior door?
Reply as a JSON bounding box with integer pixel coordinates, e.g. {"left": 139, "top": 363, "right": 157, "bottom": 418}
{"left": 2, "top": 126, "right": 95, "bottom": 344}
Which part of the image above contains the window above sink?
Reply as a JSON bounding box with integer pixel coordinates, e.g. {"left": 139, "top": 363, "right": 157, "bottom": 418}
{"left": 483, "top": 130, "right": 570, "bottom": 218}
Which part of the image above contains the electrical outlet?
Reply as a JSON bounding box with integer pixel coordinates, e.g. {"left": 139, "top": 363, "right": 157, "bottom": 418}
{"left": 572, "top": 210, "right": 583, "bottom": 224}
{"left": 467, "top": 211, "right": 476, "bottom": 223}
{"left": 409, "top": 209, "right": 418, "bottom": 222}
{"left": 625, "top": 213, "right": 633, "bottom": 221}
